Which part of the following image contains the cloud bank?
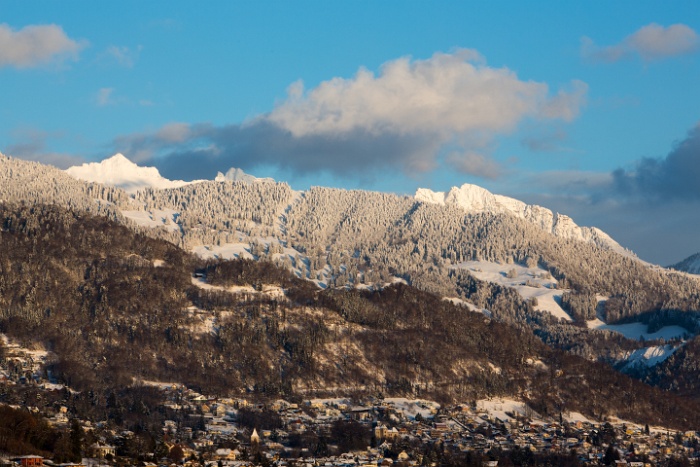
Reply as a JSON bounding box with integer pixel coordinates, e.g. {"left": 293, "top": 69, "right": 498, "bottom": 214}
{"left": 582, "top": 23, "right": 699, "bottom": 63}
{"left": 514, "top": 123, "right": 700, "bottom": 264}
{"left": 115, "top": 50, "right": 586, "bottom": 181}
{"left": 612, "top": 124, "right": 700, "bottom": 200}
{"left": 4, "top": 128, "right": 84, "bottom": 168}
{"left": 0, "top": 23, "right": 85, "bottom": 68}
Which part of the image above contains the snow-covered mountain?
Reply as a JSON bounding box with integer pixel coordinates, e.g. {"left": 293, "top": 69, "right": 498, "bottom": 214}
{"left": 6, "top": 151, "right": 700, "bottom": 376}
{"left": 416, "top": 183, "right": 628, "bottom": 255}
{"left": 65, "top": 153, "right": 194, "bottom": 194}
{"left": 215, "top": 167, "right": 274, "bottom": 183}
{"left": 64, "top": 154, "right": 627, "bottom": 255}
{"left": 670, "top": 253, "right": 700, "bottom": 275}
{"left": 66, "top": 153, "right": 271, "bottom": 193}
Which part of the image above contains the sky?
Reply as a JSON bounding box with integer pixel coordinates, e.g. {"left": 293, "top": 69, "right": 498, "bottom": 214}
{"left": 1, "top": 1, "right": 699, "bottom": 265}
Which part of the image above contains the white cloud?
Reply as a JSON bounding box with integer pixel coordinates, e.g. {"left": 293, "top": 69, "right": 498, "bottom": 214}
{"left": 96, "top": 87, "right": 115, "bottom": 106}
{"left": 0, "top": 23, "right": 85, "bottom": 68}
{"left": 103, "top": 45, "right": 142, "bottom": 67}
{"left": 267, "top": 49, "right": 584, "bottom": 137}
{"left": 113, "top": 50, "right": 587, "bottom": 181}
{"left": 582, "top": 23, "right": 699, "bottom": 63}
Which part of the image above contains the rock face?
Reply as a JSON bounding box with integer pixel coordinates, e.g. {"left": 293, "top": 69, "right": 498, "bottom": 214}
{"left": 416, "top": 183, "right": 628, "bottom": 254}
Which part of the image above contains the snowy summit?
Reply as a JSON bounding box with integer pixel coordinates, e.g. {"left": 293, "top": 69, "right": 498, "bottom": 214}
{"left": 66, "top": 154, "right": 273, "bottom": 194}
{"left": 65, "top": 153, "right": 193, "bottom": 194}
{"left": 215, "top": 167, "right": 274, "bottom": 183}
{"left": 416, "top": 183, "right": 628, "bottom": 254}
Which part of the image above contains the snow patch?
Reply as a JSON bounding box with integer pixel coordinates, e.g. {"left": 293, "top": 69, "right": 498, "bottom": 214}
{"left": 589, "top": 321, "right": 688, "bottom": 341}
{"left": 192, "top": 243, "right": 255, "bottom": 260}
{"left": 382, "top": 398, "right": 440, "bottom": 421}
{"left": 476, "top": 398, "right": 540, "bottom": 422}
{"left": 620, "top": 345, "right": 678, "bottom": 369}
{"left": 443, "top": 297, "right": 491, "bottom": 317}
{"left": 453, "top": 260, "right": 571, "bottom": 321}
{"left": 563, "top": 411, "right": 597, "bottom": 424}
{"left": 122, "top": 208, "right": 181, "bottom": 233}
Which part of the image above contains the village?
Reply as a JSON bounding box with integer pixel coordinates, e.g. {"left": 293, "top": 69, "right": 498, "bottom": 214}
{"left": 2, "top": 374, "right": 700, "bottom": 467}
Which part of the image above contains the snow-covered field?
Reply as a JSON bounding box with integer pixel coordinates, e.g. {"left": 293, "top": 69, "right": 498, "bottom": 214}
{"left": 383, "top": 397, "right": 440, "bottom": 421}
{"left": 191, "top": 242, "right": 255, "bottom": 260}
{"left": 122, "top": 208, "right": 181, "bottom": 233}
{"left": 587, "top": 320, "right": 688, "bottom": 341}
{"left": 453, "top": 260, "right": 571, "bottom": 321}
{"left": 563, "top": 411, "right": 596, "bottom": 424}
{"left": 619, "top": 345, "right": 678, "bottom": 369}
{"left": 190, "top": 276, "right": 285, "bottom": 299}
{"left": 476, "top": 398, "right": 541, "bottom": 422}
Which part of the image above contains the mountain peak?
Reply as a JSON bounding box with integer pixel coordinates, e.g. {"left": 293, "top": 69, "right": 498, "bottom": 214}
{"left": 104, "top": 152, "right": 133, "bottom": 165}
{"left": 415, "top": 183, "right": 629, "bottom": 255}
{"left": 215, "top": 167, "right": 275, "bottom": 183}
{"left": 65, "top": 153, "right": 192, "bottom": 194}
{"left": 670, "top": 252, "right": 700, "bottom": 274}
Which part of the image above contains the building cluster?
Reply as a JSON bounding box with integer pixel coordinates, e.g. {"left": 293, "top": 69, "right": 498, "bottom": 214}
{"left": 1, "top": 342, "right": 699, "bottom": 466}
{"left": 3, "top": 382, "right": 699, "bottom": 467}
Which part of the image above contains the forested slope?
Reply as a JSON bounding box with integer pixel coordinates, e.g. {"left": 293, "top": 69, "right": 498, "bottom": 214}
{"left": 2, "top": 203, "right": 700, "bottom": 429}
{"left": 3, "top": 154, "right": 700, "bottom": 400}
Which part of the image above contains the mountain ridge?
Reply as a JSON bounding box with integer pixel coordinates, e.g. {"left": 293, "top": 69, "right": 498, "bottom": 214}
{"left": 4, "top": 151, "right": 700, "bottom": 421}
{"left": 416, "top": 183, "right": 629, "bottom": 255}
{"left": 66, "top": 153, "right": 626, "bottom": 255}
{"left": 1, "top": 201, "right": 699, "bottom": 430}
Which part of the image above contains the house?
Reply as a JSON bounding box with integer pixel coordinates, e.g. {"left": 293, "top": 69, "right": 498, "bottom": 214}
{"left": 385, "top": 427, "right": 399, "bottom": 441}
{"left": 375, "top": 424, "right": 388, "bottom": 440}
{"left": 11, "top": 457, "right": 43, "bottom": 467}
{"left": 350, "top": 407, "right": 373, "bottom": 421}
{"left": 90, "top": 443, "right": 116, "bottom": 459}
{"left": 213, "top": 448, "right": 238, "bottom": 461}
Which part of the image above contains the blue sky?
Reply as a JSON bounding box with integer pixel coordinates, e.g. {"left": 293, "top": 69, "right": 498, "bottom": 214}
{"left": 1, "top": 1, "right": 700, "bottom": 264}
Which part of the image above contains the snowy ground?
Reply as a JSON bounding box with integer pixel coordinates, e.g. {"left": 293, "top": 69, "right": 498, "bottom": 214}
{"left": 383, "top": 398, "right": 440, "bottom": 421}
{"left": 587, "top": 320, "right": 688, "bottom": 341}
{"left": 121, "top": 208, "right": 181, "bottom": 233}
{"left": 476, "top": 398, "right": 541, "bottom": 422}
{"left": 563, "top": 411, "right": 596, "bottom": 424}
{"left": 585, "top": 320, "right": 686, "bottom": 367}
{"left": 190, "top": 275, "right": 286, "bottom": 299}
{"left": 453, "top": 261, "right": 571, "bottom": 321}
{"left": 444, "top": 297, "right": 492, "bottom": 317}
{"left": 0, "top": 333, "right": 51, "bottom": 377}
{"left": 192, "top": 243, "right": 255, "bottom": 260}
{"left": 619, "top": 345, "right": 678, "bottom": 369}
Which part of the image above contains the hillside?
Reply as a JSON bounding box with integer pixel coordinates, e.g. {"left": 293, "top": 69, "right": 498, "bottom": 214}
{"left": 2, "top": 152, "right": 700, "bottom": 395}
{"left": 2, "top": 202, "right": 700, "bottom": 430}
